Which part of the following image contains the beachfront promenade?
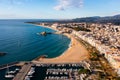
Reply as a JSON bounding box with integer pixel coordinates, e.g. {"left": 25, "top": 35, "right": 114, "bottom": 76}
{"left": 1, "top": 22, "right": 118, "bottom": 79}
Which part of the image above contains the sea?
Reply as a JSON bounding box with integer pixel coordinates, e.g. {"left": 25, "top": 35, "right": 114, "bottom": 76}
{"left": 0, "top": 19, "right": 71, "bottom": 65}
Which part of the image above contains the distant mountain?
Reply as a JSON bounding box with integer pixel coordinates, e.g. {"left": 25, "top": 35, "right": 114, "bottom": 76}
{"left": 73, "top": 14, "right": 120, "bottom": 25}
{"left": 113, "top": 14, "right": 120, "bottom": 18}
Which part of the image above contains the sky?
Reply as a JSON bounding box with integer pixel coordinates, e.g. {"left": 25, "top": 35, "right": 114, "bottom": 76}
{"left": 0, "top": 0, "right": 120, "bottom": 19}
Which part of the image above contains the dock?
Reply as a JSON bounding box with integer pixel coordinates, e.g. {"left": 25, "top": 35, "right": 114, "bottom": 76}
{"left": 0, "top": 62, "right": 19, "bottom": 70}
{"left": 13, "top": 63, "right": 32, "bottom": 80}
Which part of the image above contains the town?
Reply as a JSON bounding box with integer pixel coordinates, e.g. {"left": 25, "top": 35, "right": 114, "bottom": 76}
{"left": 38, "top": 22, "right": 120, "bottom": 77}
{"left": 1, "top": 22, "right": 120, "bottom": 80}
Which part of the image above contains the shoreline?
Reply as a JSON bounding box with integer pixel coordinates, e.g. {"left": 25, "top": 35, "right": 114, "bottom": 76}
{"left": 34, "top": 25, "right": 89, "bottom": 63}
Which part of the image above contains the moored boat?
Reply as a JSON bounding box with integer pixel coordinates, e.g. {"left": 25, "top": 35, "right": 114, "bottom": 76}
{"left": 5, "top": 65, "right": 14, "bottom": 78}
{"left": 5, "top": 73, "right": 14, "bottom": 78}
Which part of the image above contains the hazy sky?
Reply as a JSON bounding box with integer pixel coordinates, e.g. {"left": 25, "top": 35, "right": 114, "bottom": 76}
{"left": 0, "top": 0, "right": 120, "bottom": 19}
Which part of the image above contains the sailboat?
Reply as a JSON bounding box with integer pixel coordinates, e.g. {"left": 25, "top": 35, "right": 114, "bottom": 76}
{"left": 5, "top": 65, "right": 14, "bottom": 78}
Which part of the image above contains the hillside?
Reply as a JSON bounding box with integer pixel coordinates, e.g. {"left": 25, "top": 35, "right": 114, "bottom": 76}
{"left": 73, "top": 14, "right": 120, "bottom": 25}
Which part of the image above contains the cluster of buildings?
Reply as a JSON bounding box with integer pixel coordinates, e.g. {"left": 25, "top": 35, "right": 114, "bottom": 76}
{"left": 39, "top": 22, "right": 86, "bottom": 33}
{"left": 39, "top": 22, "right": 120, "bottom": 76}
{"left": 71, "top": 23, "right": 120, "bottom": 75}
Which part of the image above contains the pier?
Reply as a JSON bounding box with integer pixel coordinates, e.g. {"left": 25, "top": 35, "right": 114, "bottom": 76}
{"left": 13, "top": 63, "right": 32, "bottom": 80}
{"left": 0, "top": 62, "right": 19, "bottom": 70}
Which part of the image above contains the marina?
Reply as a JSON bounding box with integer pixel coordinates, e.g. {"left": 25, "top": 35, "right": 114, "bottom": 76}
{"left": 0, "top": 61, "right": 89, "bottom": 80}
{"left": 0, "top": 64, "right": 21, "bottom": 80}
{"left": 13, "top": 63, "right": 32, "bottom": 80}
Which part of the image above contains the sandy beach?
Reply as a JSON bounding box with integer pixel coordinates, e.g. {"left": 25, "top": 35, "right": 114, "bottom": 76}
{"left": 37, "top": 31, "right": 89, "bottom": 63}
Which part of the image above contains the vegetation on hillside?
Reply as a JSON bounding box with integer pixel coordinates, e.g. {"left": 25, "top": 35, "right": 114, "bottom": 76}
{"left": 73, "top": 14, "right": 120, "bottom": 25}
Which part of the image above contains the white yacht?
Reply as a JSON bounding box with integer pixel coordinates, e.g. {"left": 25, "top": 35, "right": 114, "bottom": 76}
{"left": 5, "top": 65, "right": 14, "bottom": 78}
{"left": 15, "top": 68, "right": 20, "bottom": 71}
{"left": 5, "top": 74, "right": 14, "bottom": 78}
{"left": 25, "top": 76, "right": 30, "bottom": 80}
{"left": 7, "top": 70, "right": 16, "bottom": 74}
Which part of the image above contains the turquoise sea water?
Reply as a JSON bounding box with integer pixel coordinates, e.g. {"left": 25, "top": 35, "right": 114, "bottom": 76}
{"left": 0, "top": 20, "right": 70, "bottom": 65}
